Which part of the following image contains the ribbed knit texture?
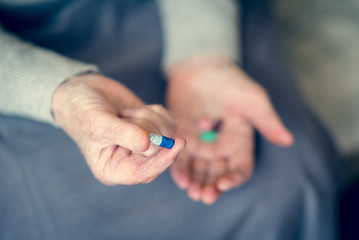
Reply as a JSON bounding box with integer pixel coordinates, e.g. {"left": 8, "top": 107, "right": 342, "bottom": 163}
{"left": 0, "top": 0, "right": 239, "bottom": 124}
{"left": 0, "top": 26, "right": 99, "bottom": 124}
{"left": 157, "top": 0, "right": 240, "bottom": 68}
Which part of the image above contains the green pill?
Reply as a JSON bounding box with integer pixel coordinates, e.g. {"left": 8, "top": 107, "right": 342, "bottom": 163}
{"left": 200, "top": 130, "right": 218, "bottom": 143}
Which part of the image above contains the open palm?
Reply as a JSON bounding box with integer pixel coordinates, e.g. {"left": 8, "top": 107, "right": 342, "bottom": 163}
{"left": 166, "top": 57, "right": 293, "bottom": 204}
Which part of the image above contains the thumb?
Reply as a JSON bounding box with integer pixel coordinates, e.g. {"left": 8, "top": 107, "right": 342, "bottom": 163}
{"left": 93, "top": 111, "right": 150, "bottom": 152}
{"left": 244, "top": 93, "right": 294, "bottom": 147}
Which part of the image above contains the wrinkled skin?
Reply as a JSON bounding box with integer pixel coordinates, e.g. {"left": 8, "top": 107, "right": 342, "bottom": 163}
{"left": 50, "top": 56, "right": 293, "bottom": 205}
{"left": 51, "top": 74, "right": 185, "bottom": 185}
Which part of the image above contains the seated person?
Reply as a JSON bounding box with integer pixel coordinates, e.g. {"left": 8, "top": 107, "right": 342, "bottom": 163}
{"left": 0, "top": 0, "right": 340, "bottom": 239}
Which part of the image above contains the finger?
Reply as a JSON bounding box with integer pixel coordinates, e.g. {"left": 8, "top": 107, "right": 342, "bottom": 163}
{"left": 197, "top": 115, "right": 214, "bottom": 131}
{"left": 112, "top": 146, "right": 131, "bottom": 162}
{"left": 229, "top": 146, "right": 254, "bottom": 180}
{"left": 130, "top": 117, "right": 159, "bottom": 136}
{"left": 199, "top": 158, "right": 226, "bottom": 204}
{"left": 142, "top": 137, "right": 186, "bottom": 174}
{"left": 192, "top": 158, "right": 208, "bottom": 184}
{"left": 188, "top": 158, "right": 207, "bottom": 201}
{"left": 127, "top": 137, "right": 186, "bottom": 184}
{"left": 128, "top": 117, "right": 162, "bottom": 156}
{"left": 243, "top": 87, "right": 294, "bottom": 146}
{"left": 206, "top": 158, "right": 227, "bottom": 184}
{"left": 86, "top": 110, "right": 150, "bottom": 152}
{"left": 170, "top": 150, "right": 191, "bottom": 190}
{"left": 91, "top": 145, "right": 132, "bottom": 185}
{"left": 142, "top": 142, "right": 162, "bottom": 157}
{"left": 217, "top": 172, "right": 244, "bottom": 192}
{"left": 201, "top": 184, "right": 221, "bottom": 205}
{"left": 188, "top": 183, "right": 202, "bottom": 202}
{"left": 109, "top": 146, "right": 131, "bottom": 169}
{"left": 148, "top": 104, "right": 177, "bottom": 131}
{"left": 217, "top": 151, "right": 254, "bottom": 191}
{"left": 121, "top": 107, "right": 175, "bottom": 137}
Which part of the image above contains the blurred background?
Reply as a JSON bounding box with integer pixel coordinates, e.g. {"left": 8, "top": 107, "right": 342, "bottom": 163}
{"left": 273, "top": 0, "right": 359, "bottom": 238}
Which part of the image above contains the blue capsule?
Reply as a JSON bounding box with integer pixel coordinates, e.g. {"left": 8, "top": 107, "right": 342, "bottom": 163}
{"left": 149, "top": 134, "right": 175, "bottom": 149}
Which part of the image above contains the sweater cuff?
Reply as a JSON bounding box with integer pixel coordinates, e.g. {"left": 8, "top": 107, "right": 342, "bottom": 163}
{"left": 0, "top": 30, "right": 99, "bottom": 125}
{"left": 158, "top": 0, "right": 240, "bottom": 68}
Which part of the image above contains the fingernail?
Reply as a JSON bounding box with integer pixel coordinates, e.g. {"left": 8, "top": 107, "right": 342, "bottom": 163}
{"left": 179, "top": 181, "right": 188, "bottom": 190}
{"left": 218, "top": 182, "right": 232, "bottom": 192}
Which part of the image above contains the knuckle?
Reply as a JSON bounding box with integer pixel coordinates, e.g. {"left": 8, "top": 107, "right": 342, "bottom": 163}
{"left": 116, "top": 123, "right": 145, "bottom": 150}
{"left": 142, "top": 176, "right": 157, "bottom": 184}
{"left": 92, "top": 169, "right": 112, "bottom": 185}
{"left": 149, "top": 104, "right": 166, "bottom": 113}
{"left": 84, "top": 113, "right": 104, "bottom": 139}
{"left": 115, "top": 122, "right": 134, "bottom": 140}
{"left": 128, "top": 123, "right": 145, "bottom": 138}
{"left": 134, "top": 107, "right": 153, "bottom": 119}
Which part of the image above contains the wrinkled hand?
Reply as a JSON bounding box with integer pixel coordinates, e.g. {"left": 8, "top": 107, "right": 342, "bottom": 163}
{"left": 166, "top": 57, "right": 293, "bottom": 204}
{"left": 51, "top": 74, "right": 185, "bottom": 185}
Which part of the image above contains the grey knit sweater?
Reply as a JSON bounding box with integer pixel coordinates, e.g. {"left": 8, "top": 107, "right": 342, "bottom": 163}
{"left": 0, "top": 0, "right": 239, "bottom": 124}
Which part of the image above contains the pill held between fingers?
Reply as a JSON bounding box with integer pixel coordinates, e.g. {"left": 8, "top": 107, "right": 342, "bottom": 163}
{"left": 149, "top": 133, "right": 175, "bottom": 149}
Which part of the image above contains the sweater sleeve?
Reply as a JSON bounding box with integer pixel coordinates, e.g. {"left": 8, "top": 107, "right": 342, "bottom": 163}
{"left": 0, "top": 25, "right": 99, "bottom": 124}
{"left": 156, "top": 0, "right": 240, "bottom": 68}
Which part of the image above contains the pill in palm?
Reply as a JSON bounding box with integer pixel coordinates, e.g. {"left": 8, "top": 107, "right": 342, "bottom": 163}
{"left": 200, "top": 130, "right": 218, "bottom": 143}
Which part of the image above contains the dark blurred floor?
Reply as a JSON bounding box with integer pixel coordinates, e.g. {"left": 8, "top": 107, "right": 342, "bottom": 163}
{"left": 340, "top": 154, "right": 359, "bottom": 240}
{"left": 340, "top": 179, "right": 359, "bottom": 240}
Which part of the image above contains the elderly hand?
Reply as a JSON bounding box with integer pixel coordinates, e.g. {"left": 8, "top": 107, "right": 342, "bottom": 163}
{"left": 166, "top": 56, "right": 293, "bottom": 204}
{"left": 51, "top": 74, "right": 185, "bottom": 185}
